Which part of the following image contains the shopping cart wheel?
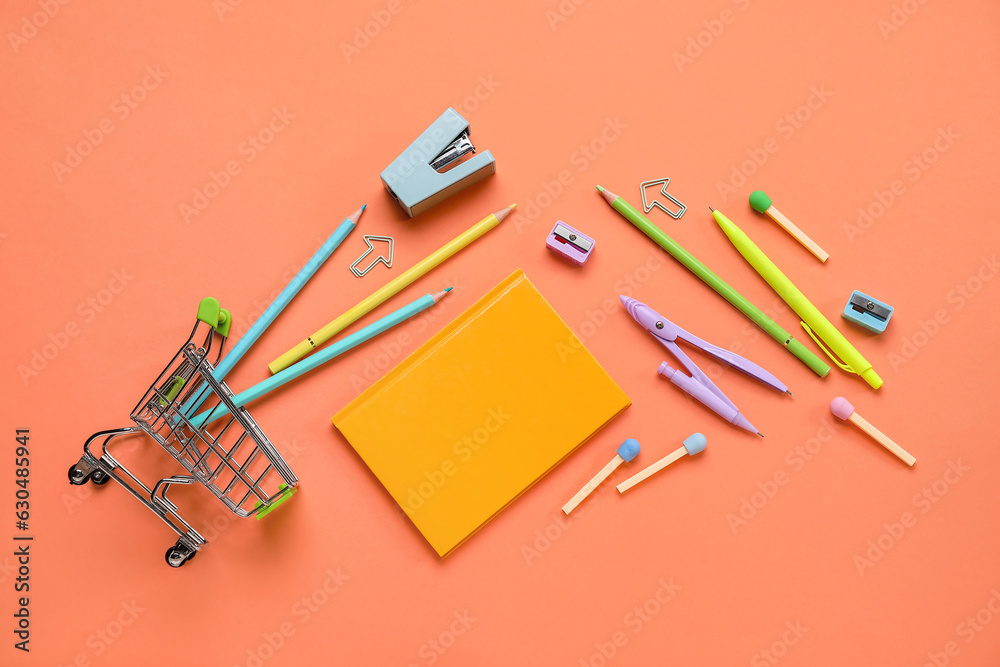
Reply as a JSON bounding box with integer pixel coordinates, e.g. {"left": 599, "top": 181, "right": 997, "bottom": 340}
{"left": 165, "top": 542, "right": 196, "bottom": 568}
{"left": 68, "top": 460, "right": 112, "bottom": 486}
{"left": 68, "top": 461, "right": 94, "bottom": 485}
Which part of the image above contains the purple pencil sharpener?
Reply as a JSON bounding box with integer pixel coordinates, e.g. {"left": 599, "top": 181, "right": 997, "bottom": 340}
{"left": 546, "top": 221, "right": 595, "bottom": 266}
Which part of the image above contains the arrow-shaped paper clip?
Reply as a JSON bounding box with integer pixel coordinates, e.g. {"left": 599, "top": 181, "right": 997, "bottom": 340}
{"left": 349, "top": 235, "right": 394, "bottom": 277}
{"left": 640, "top": 178, "right": 687, "bottom": 219}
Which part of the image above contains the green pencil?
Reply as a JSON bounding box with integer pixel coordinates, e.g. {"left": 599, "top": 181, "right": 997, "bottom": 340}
{"left": 596, "top": 185, "right": 829, "bottom": 377}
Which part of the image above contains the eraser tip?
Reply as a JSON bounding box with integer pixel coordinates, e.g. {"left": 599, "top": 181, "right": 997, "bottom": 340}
{"left": 830, "top": 397, "right": 855, "bottom": 420}
{"left": 683, "top": 433, "right": 707, "bottom": 455}
{"left": 617, "top": 438, "right": 641, "bottom": 462}
{"left": 749, "top": 190, "right": 772, "bottom": 213}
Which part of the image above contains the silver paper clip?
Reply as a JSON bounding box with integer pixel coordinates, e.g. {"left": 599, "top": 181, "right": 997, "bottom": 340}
{"left": 640, "top": 178, "right": 687, "bottom": 219}
{"left": 350, "top": 235, "right": 394, "bottom": 277}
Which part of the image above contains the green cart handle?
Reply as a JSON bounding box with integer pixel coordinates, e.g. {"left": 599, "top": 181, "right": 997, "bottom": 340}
{"left": 195, "top": 297, "right": 232, "bottom": 338}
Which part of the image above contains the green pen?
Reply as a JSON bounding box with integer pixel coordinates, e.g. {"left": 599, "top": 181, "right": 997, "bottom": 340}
{"left": 711, "top": 206, "right": 882, "bottom": 390}
{"left": 596, "top": 185, "right": 829, "bottom": 377}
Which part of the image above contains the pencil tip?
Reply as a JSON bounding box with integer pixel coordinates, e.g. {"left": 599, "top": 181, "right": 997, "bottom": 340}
{"left": 597, "top": 186, "right": 617, "bottom": 205}
{"left": 757, "top": 432, "right": 765, "bottom": 438}
{"left": 431, "top": 288, "right": 454, "bottom": 302}
{"left": 444, "top": 286, "right": 453, "bottom": 292}
{"left": 786, "top": 390, "right": 794, "bottom": 397}
{"left": 347, "top": 205, "right": 366, "bottom": 224}
{"left": 493, "top": 205, "right": 516, "bottom": 223}
{"left": 708, "top": 206, "right": 715, "bottom": 212}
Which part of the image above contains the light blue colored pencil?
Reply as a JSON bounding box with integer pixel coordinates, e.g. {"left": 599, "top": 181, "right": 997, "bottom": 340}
{"left": 188, "top": 288, "right": 452, "bottom": 428}
{"left": 182, "top": 205, "right": 365, "bottom": 417}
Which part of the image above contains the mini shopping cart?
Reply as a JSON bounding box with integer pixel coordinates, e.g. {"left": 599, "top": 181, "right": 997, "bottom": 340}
{"left": 68, "top": 298, "right": 298, "bottom": 568}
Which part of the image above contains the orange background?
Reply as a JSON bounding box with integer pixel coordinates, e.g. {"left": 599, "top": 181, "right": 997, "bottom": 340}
{"left": 3, "top": 1, "right": 1000, "bottom": 665}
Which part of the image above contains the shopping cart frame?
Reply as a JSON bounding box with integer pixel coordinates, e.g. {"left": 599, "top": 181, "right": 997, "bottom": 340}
{"left": 69, "top": 298, "right": 299, "bottom": 567}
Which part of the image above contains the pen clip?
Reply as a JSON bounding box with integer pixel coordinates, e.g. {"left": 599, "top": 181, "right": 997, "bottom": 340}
{"left": 800, "top": 322, "right": 856, "bottom": 374}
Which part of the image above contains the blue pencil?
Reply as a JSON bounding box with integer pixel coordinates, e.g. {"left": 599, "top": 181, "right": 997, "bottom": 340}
{"left": 182, "top": 205, "right": 364, "bottom": 417}
{"left": 188, "top": 288, "right": 452, "bottom": 428}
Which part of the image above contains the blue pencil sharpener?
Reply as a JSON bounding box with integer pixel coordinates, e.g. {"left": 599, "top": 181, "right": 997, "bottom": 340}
{"left": 842, "top": 290, "right": 893, "bottom": 334}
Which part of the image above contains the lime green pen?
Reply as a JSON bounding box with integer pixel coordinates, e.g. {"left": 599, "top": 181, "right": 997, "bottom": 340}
{"left": 596, "top": 185, "right": 829, "bottom": 377}
{"left": 710, "top": 207, "right": 883, "bottom": 390}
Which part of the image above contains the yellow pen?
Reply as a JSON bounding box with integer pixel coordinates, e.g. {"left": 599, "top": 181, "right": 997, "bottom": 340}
{"left": 710, "top": 207, "right": 882, "bottom": 390}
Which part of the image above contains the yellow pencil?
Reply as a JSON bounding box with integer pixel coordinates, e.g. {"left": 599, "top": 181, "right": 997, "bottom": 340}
{"left": 268, "top": 204, "right": 517, "bottom": 374}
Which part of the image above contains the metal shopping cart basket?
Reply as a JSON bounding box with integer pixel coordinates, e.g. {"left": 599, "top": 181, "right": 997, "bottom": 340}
{"left": 68, "top": 298, "right": 298, "bottom": 568}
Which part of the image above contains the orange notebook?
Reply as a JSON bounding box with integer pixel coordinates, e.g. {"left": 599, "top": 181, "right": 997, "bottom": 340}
{"left": 332, "top": 270, "right": 630, "bottom": 557}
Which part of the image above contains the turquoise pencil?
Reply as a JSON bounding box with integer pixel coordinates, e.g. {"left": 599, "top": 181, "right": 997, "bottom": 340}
{"left": 181, "top": 204, "right": 364, "bottom": 416}
{"left": 188, "top": 288, "right": 452, "bottom": 427}
{"left": 214, "top": 204, "right": 365, "bottom": 378}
